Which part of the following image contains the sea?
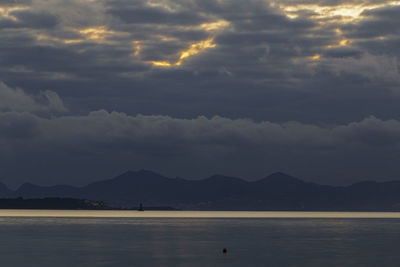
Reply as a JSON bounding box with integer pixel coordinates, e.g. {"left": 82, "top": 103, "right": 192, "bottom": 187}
{"left": 1, "top": 210, "right": 400, "bottom": 267}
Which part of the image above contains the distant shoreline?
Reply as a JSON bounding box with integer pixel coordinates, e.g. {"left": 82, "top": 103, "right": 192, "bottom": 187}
{"left": 1, "top": 197, "right": 400, "bottom": 212}
{"left": 4, "top": 170, "right": 400, "bottom": 211}
{"left": 0, "top": 197, "right": 178, "bottom": 211}
{"left": 1, "top": 210, "right": 400, "bottom": 219}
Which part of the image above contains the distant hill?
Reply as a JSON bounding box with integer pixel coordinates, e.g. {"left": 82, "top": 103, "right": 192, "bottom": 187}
{"left": 0, "top": 182, "right": 13, "bottom": 198}
{"left": 3, "top": 170, "right": 400, "bottom": 211}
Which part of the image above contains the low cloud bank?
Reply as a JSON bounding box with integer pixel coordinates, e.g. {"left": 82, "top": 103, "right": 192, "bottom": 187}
{"left": 1, "top": 84, "right": 400, "bottom": 186}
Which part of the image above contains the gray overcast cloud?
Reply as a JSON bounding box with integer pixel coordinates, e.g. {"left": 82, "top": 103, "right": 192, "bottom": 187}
{"left": 1, "top": 0, "right": 400, "bottom": 186}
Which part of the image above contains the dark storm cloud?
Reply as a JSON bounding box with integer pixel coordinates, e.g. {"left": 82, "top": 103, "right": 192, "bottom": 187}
{"left": 0, "top": 17, "right": 16, "bottom": 28}
{"left": 0, "top": 111, "right": 39, "bottom": 139}
{"left": 10, "top": 10, "right": 58, "bottom": 28}
{"left": 322, "top": 47, "right": 362, "bottom": 58}
{"left": 1, "top": 0, "right": 400, "bottom": 186}
{"left": 107, "top": 6, "right": 207, "bottom": 25}
{"left": 1, "top": 94, "right": 400, "bottom": 186}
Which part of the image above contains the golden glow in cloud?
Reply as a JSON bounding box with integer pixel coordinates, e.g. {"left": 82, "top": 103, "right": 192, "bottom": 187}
{"left": 146, "top": 0, "right": 177, "bottom": 12}
{"left": 159, "top": 35, "right": 178, "bottom": 41}
{"left": 151, "top": 61, "right": 174, "bottom": 67}
{"left": 146, "top": 20, "right": 227, "bottom": 67}
{"left": 0, "top": 6, "right": 29, "bottom": 21}
{"left": 339, "top": 39, "right": 350, "bottom": 46}
{"left": 334, "top": 28, "right": 343, "bottom": 35}
{"left": 133, "top": 41, "right": 142, "bottom": 56}
{"left": 274, "top": 1, "right": 400, "bottom": 22}
{"left": 36, "top": 34, "right": 83, "bottom": 45}
{"left": 36, "top": 26, "right": 118, "bottom": 45}
{"left": 309, "top": 54, "right": 321, "bottom": 60}
{"left": 78, "top": 26, "right": 115, "bottom": 42}
{"left": 199, "top": 20, "right": 230, "bottom": 32}
{"left": 151, "top": 38, "right": 217, "bottom": 67}
{"left": 327, "top": 38, "right": 351, "bottom": 48}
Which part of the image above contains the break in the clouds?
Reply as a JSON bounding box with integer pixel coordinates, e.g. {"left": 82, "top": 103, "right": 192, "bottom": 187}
{"left": 1, "top": 0, "right": 400, "bottom": 186}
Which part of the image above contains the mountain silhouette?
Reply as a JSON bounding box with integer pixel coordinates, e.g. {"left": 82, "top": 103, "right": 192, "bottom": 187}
{"left": 3, "top": 170, "right": 400, "bottom": 211}
{"left": 0, "top": 182, "right": 12, "bottom": 198}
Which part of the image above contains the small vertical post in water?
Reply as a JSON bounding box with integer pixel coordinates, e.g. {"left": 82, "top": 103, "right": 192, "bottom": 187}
{"left": 138, "top": 203, "right": 144, "bottom": 211}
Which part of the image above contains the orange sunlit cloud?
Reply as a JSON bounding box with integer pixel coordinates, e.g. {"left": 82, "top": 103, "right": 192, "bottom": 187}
{"left": 334, "top": 28, "right": 343, "bottom": 35}
{"left": 309, "top": 54, "right": 321, "bottom": 60}
{"left": 0, "top": 6, "right": 29, "bottom": 21}
{"left": 339, "top": 39, "right": 350, "bottom": 46}
{"left": 145, "top": 19, "right": 227, "bottom": 67}
{"left": 150, "top": 38, "right": 217, "bottom": 67}
{"left": 78, "top": 26, "right": 115, "bottom": 42}
{"left": 159, "top": 36, "right": 178, "bottom": 41}
{"left": 36, "top": 34, "right": 83, "bottom": 45}
{"left": 36, "top": 26, "right": 118, "bottom": 45}
{"left": 273, "top": 1, "right": 400, "bottom": 22}
{"left": 199, "top": 20, "right": 230, "bottom": 32}
{"left": 326, "top": 38, "right": 351, "bottom": 48}
{"left": 133, "top": 41, "right": 142, "bottom": 56}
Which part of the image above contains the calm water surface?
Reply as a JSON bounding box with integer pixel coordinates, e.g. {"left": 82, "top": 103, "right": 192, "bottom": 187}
{"left": 1, "top": 210, "right": 400, "bottom": 267}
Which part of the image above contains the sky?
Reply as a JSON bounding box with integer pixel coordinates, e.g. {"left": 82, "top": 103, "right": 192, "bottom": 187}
{"left": 1, "top": 0, "right": 400, "bottom": 187}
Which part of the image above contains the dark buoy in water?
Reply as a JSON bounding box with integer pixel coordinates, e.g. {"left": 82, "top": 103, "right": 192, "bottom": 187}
{"left": 138, "top": 203, "right": 144, "bottom": 211}
{"left": 222, "top": 248, "right": 227, "bottom": 254}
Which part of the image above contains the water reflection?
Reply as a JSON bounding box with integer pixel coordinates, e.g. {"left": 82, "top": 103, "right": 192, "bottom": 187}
{"left": 1, "top": 210, "right": 400, "bottom": 218}
{"left": 1, "top": 212, "right": 400, "bottom": 266}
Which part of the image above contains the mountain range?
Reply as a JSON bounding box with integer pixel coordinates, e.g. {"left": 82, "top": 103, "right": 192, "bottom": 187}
{"left": 2, "top": 170, "right": 400, "bottom": 211}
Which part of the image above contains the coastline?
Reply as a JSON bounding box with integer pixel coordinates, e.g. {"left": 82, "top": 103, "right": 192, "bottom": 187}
{"left": 1, "top": 210, "right": 400, "bottom": 218}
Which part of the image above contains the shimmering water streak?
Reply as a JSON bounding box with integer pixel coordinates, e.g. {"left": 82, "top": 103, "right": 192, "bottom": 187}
{"left": 1, "top": 210, "right": 400, "bottom": 218}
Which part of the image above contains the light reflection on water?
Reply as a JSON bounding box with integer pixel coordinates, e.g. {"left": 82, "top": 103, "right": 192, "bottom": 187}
{"left": 1, "top": 210, "right": 400, "bottom": 218}
{"left": 1, "top": 211, "right": 400, "bottom": 266}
